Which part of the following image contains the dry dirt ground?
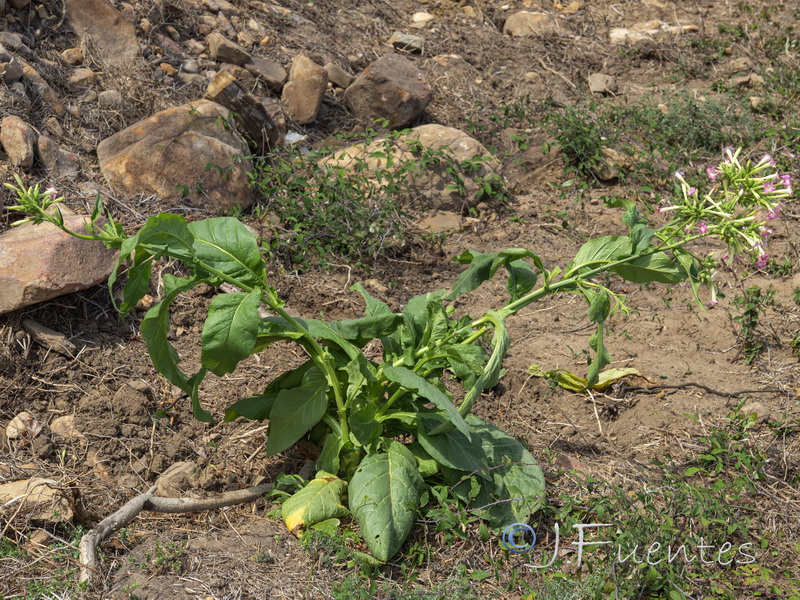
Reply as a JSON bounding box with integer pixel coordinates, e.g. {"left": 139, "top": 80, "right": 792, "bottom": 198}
{"left": 2, "top": 1, "right": 800, "bottom": 599}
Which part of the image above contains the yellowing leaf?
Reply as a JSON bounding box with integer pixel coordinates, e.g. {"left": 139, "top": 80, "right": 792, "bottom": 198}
{"left": 528, "top": 364, "right": 641, "bottom": 392}
{"left": 281, "top": 472, "right": 348, "bottom": 536}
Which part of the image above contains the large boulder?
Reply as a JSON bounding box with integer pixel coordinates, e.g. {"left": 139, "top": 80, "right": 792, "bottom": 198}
{"left": 321, "top": 124, "right": 500, "bottom": 211}
{"left": 0, "top": 215, "right": 118, "bottom": 315}
{"left": 64, "top": 0, "right": 141, "bottom": 66}
{"left": 343, "top": 54, "right": 432, "bottom": 129}
{"left": 97, "top": 100, "right": 253, "bottom": 212}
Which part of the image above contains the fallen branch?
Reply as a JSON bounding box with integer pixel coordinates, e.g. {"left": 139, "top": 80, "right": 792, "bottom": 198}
{"left": 78, "top": 482, "right": 273, "bottom": 584}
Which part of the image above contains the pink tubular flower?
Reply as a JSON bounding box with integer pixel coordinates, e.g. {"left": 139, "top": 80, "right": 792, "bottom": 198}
{"left": 697, "top": 221, "right": 708, "bottom": 234}
{"left": 781, "top": 174, "right": 792, "bottom": 188}
{"left": 688, "top": 186, "right": 697, "bottom": 196}
{"left": 763, "top": 181, "right": 775, "bottom": 194}
{"left": 755, "top": 253, "right": 769, "bottom": 269}
{"left": 707, "top": 299, "right": 719, "bottom": 308}
{"left": 706, "top": 166, "right": 719, "bottom": 180}
{"left": 766, "top": 203, "right": 781, "bottom": 220}
{"left": 44, "top": 187, "right": 58, "bottom": 198}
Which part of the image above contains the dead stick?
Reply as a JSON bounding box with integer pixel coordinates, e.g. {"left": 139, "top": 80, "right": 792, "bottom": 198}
{"left": 78, "top": 483, "right": 273, "bottom": 583}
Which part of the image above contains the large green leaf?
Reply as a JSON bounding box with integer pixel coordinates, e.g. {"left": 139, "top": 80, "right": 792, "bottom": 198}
{"left": 349, "top": 442, "right": 423, "bottom": 561}
{"left": 188, "top": 217, "right": 267, "bottom": 288}
{"left": 224, "top": 360, "right": 314, "bottom": 421}
{"left": 118, "top": 247, "right": 153, "bottom": 317}
{"left": 446, "top": 249, "right": 543, "bottom": 301}
{"left": 282, "top": 471, "right": 348, "bottom": 535}
{"left": 417, "top": 419, "right": 487, "bottom": 475}
{"left": 383, "top": 366, "right": 470, "bottom": 438}
{"left": 201, "top": 289, "right": 262, "bottom": 376}
{"left": 331, "top": 314, "right": 404, "bottom": 347}
{"left": 568, "top": 235, "right": 631, "bottom": 275}
{"left": 266, "top": 367, "right": 329, "bottom": 455}
{"left": 445, "top": 416, "right": 545, "bottom": 530}
{"left": 351, "top": 282, "right": 392, "bottom": 316}
{"left": 610, "top": 251, "right": 687, "bottom": 284}
{"left": 136, "top": 213, "right": 196, "bottom": 262}
{"left": 140, "top": 274, "right": 211, "bottom": 421}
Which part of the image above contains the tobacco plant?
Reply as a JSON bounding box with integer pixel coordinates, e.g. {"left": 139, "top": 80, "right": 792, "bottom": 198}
{"left": 5, "top": 147, "right": 791, "bottom": 562}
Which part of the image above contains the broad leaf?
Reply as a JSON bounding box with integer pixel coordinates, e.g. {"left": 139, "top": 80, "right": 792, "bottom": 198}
{"left": 137, "top": 213, "right": 196, "bottom": 262}
{"left": 568, "top": 235, "right": 631, "bottom": 275}
{"left": 224, "top": 360, "right": 314, "bottom": 421}
{"left": 610, "top": 252, "right": 687, "bottom": 284}
{"left": 417, "top": 419, "right": 487, "bottom": 475}
{"left": 349, "top": 404, "right": 383, "bottom": 447}
{"left": 316, "top": 433, "right": 344, "bottom": 474}
{"left": 140, "top": 274, "right": 211, "bottom": 421}
{"left": 107, "top": 232, "right": 142, "bottom": 315}
{"left": 446, "top": 249, "right": 542, "bottom": 300}
{"left": 349, "top": 442, "right": 423, "bottom": 561}
{"left": 528, "top": 364, "right": 641, "bottom": 392}
{"left": 585, "top": 289, "right": 612, "bottom": 389}
{"left": 266, "top": 366, "right": 329, "bottom": 455}
{"left": 201, "top": 288, "right": 262, "bottom": 375}
{"left": 331, "top": 314, "right": 404, "bottom": 347}
{"left": 282, "top": 471, "right": 348, "bottom": 535}
{"left": 118, "top": 247, "right": 153, "bottom": 317}
{"left": 674, "top": 248, "right": 703, "bottom": 306}
{"left": 188, "top": 217, "right": 267, "bottom": 288}
{"left": 351, "top": 282, "right": 393, "bottom": 316}
{"left": 506, "top": 259, "right": 538, "bottom": 301}
{"left": 383, "top": 366, "right": 470, "bottom": 438}
{"left": 445, "top": 416, "right": 545, "bottom": 530}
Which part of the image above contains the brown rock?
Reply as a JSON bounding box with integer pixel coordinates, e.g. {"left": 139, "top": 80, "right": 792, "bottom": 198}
{"left": 97, "top": 99, "right": 253, "bottom": 212}
{"left": 0, "top": 57, "right": 23, "bottom": 84}
{"left": 207, "top": 31, "right": 250, "bottom": 66}
{"left": 344, "top": 54, "right": 432, "bottom": 129}
{"left": 60, "top": 47, "right": 83, "bottom": 65}
{"left": 50, "top": 415, "right": 83, "bottom": 439}
{"left": 64, "top": 0, "right": 141, "bottom": 66}
{"left": 281, "top": 55, "right": 327, "bottom": 125}
{"left": 324, "top": 62, "right": 353, "bottom": 89}
{"left": 0, "top": 478, "right": 73, "bottom": 524}
{"left": 65, "top": 67, "right": 97, "bottom": 92}
{"left": 155, "top": 461, "right": 199, "bottom": 497}
{"left": 503, "top": 11, "right": 561, "bottom": 36}
{"left": 22, "top": 319, "right": 77, "bottom": 357}
{"left": 37, "top": 136, "right": 80, "bottom": 177}
{"left": 243, "top": 56, "right": 287, "bottom": 92}
{"left": 1, "top": 115, "right": 36, "bottom": 168}
{"left": 0, "top": 215, "right": 118, "bottom": 315}
{"left": 98, "top": 89, "right": 123, "bottom": 108}
{"left": 588, "top": 73, "right": 618, "bottom": 95}
{"left": 7, "top": 411, "right": 40, "bottom": 439}
{"left": 19, "top": 60, "right": 67, "bottom": 117}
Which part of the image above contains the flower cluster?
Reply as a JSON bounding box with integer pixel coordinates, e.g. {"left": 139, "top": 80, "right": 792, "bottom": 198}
{"left": 659, "top": 148, "right": 792, "bottom": 269}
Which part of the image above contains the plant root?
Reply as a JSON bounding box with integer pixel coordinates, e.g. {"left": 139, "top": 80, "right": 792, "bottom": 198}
{"left": 78, "top": 482, "right": 273, "bottom": 584}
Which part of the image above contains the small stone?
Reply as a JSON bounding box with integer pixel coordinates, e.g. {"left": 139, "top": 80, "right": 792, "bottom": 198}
{"left": 365, "top": 278, "right": 388, "bottom": 295}
{"left": 728, "top": 57, "right": 753, "bottom": 73}
{"left": 65, "top": 67, "right": 97, "bottom": 93}
{"left": 732, "top": 73, "right": 764, "bottom": 88}
{"left": 323, "top": 62, "right": 354, "bottom": 89}
{"left": 65, "top": 0, "right": 141, "bottom": 65}
{"left": 155, "top": 461, "right": 199, "bottom": 497}
{"left": 22, "top": 319, "right": 77, "bottom": 357}
{"left": 19, "top": 60, "right": 67, "bottom": 117}
{"left": 50, "top": 415, "right": 82, "bottom": 439}
{"left": 243, "top": 56, "right": 287, "bottom": 92}
{"left": 207, "top": 31, "right": 251, "bottom": 66}
{"left": 388, "top": 31, "right": 424, "bottom": 54}
{"left": 463, "top": 6, "right": 477, "bottom": 18}
{"left": 98, "top": 89, "right": 123, "bottom": 108}
{"left": 7, "top": 411, "right": 40, "bottom": 439}
{"left": 740, "top": 401, "right": 771, "bottom": 424}
{"left": 140, "top": 18, "right": 152, "bottom": 34}
{"left": 165, "top": 25, "right": 180, "bottom": 42}
{"left": 37, "top": 136, "right": 80, "bottom": 177}
{"left": 410, "top": 11, "right": 434, "bottom": 28}
{"left": 588, "top": 73, "right": 618, "bottom": 94}
{"left": 0, "top": 478, "right": 74, "bottom": 524}
{"left": 281, "top": 55, "right": 327, "bottom": 124}
{"left": 60, "top": 47, "right": 83, "bottom": 65}
{"left": 417, "top": 211, "right": 461, "bottom": 233}
{"left": 260, "top": 35, "right": 271, "bottom": 47}
{"left": 9, "top": 0, "right": 31, "bottom": 9}
{"left": 749, "top": 96, "right": 763, "bottom": 109}
{"left": 503, "top": 11, "right": 560, "bottom": 36}
{"left": 159, "top": 62, "right": 178, "bottom": 76}
{"left": 185, "top": 39, "right": 206, "bottom": 55}
{"left": 0, "top": 115, "right": 36, "bottom": 168}
{"left": 0, "top": 57, "right": 23, "bottom": 84}
{"left": 183, "top": 59, "right": 199, "bottom": 73}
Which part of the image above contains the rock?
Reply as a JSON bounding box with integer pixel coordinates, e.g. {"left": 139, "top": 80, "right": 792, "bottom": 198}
{"left": 0, "top": 32, "right": 32, "bottom": 57}
{"left": 281, "top": 55, "right": 327, "bottom": 125}
{"left": 417, "top": 211, "right": 461, "bottom": 233}
{"left": 610, "top": 21, "right": 697, "bottom": 45}
{"left": 185, "top": 39, "right": 205, "bottom": 55}
{"left": 65, "top": 67, "right": 97, "bottom": 92}
{"left": 19, "top": 60, "right": 67, "bottom": 117}
{"left": 733, "top": 73, "right": 764, "bottom": 88}
{"left": 321, "top": 124, "right": 499, "bottom": 211}
{"left": 410, "top": 12, "right": 434, "bottom": 28}
{"left": 243, "top": 56, "right": 287, "bottom": 92}
{"left": 9, "top": 0, "right": 31, "bottom": 9}
{"left": 159, "top": 62, "right": 178, "bottom": 77}
{"left": 183, "top": 59, "right": 199, "bottom": 73}
{"left": 205, "top": 70, "right": 282, "bottom": 149}
{"left": 155, "top": 461, "right": 199, "bottom": 497}
{"left": 0, "top": 57, "right": 23, "bottom": 84}
{"left": 501, "top": 135, "right": 563, "bottom": 191}
{"left": 323, "top": 62, "right": 353, "bottom": 89}
{"left": 98, "top": 89, "right": 123, "bottom": 108}
{"left": 97, "top": 99, "right": 253, "bottom": 212}
{"left": 1, "top": 115, "right": 36, "bottom": 168}
{"left": 344, "top": 54, "right": 432, "bottom": 129}
{"left": 588, "top": 73, "right": 618, "bottom": 94}
{"left": 7, "top": 411, "right": 41, "bottom": 439}
{"left": 0, "top": 215, "right": 118, "bottom": 315}
{"left": 37, "top": 136, "right": 80, "bottom": 177}
{"left": 740, "top": 401, "right": 772, "bottom": 424}
{"left": 503, "top": 11, "right": 561, "bottom": 36}
{"left": 207, "top": 32, "right": 251, "bottom": 66}
{"left": 595, "top": 147, "right": 631, "bottom": 181}
{"left": 64, "top": 0, "right": 141, "bottom": 66}
{"left": 727, "top": 57, "right": 753, "bottom": 73}
{"left": 60, "top": 47, "right": 83, "bottom": 65}
{"left": 749, "top": 96, "right": 763, "bottom": 109}
{"left": 388, "top": 31, "right": 424, "bottom": 54}
{"left": 50, "top": 415, "right": 82, "bottom": 439}
{"left": 22, "top": 319, "right": 77, "bottom": 357}
{"left": 0, "top": 478, "right": 73, "bottom": 524}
